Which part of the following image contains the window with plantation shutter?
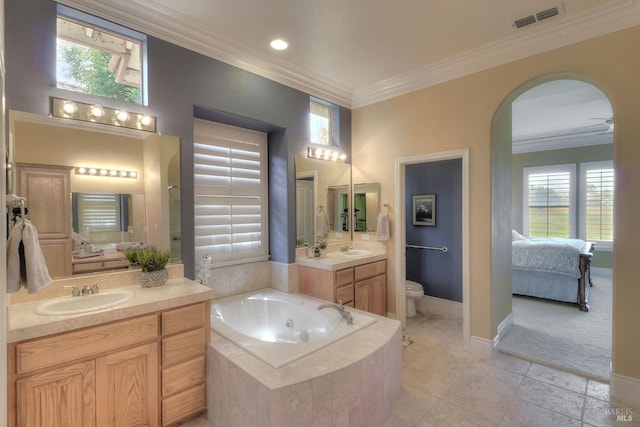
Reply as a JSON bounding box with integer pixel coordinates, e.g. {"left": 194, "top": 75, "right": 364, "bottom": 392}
{"left": 193, "top": 119, "right": 268, "bottom": 268}
{"left": 77, "top": 193, "right": 120, "bottom": 232}
{"left": 581, "top": 161, "right": 614, "bottom": 249}
{"left": 523, "top": 164, "right": 575, "bottom": 238}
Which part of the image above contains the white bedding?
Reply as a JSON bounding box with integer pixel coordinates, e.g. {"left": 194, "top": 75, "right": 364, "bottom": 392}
{"left": 512, "top": 236, "right": 586, "bottom": 279}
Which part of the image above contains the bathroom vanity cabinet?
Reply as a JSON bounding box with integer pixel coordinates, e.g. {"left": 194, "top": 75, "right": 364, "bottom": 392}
{"left": 7, "top": 301, "right": 208, "bottom": 427}
{"left": 299, "top": 259, "right": 387, "bottom": 316}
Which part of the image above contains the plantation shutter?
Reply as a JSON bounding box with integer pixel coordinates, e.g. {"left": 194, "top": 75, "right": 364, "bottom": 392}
{"left": 78, "top": 193, "right": 120, "bottom": 232}
{"left": 525, "top": 165, "right": 574, "bottom": 238}
{"left": 584, "top": 165, "right": 614, "bottom": 244}
{"left": 193, "top": 119, "right": 268, "bottom": 267}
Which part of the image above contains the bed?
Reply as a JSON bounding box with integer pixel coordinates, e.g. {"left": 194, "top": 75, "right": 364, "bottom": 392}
{"left": 512, "top": 231, "right": 595, "bottom": 311}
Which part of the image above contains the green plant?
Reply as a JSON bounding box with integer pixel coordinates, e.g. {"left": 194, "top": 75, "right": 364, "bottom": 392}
{"left": 316, "top": 240, "right": 328, "bottom": 249}
{"left": 124, "top": 247, "right": 172, "bottom": 272}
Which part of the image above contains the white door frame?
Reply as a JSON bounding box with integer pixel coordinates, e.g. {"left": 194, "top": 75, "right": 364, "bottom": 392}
{"left": 394, "top": 149, "right": 470, "bottom": 351}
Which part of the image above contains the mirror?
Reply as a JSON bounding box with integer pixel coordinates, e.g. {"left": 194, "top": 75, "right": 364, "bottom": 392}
{"left": 353, "top": 182, "right": 381, "bottom": 233}
{"left": 295, "top": 155, "right": 351, "bottom": 249}
{"left": 8, "top": 110, "right": 180, "bottom": 279}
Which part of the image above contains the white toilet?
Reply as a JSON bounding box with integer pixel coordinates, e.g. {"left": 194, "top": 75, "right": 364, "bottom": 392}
{"left": 405, "top": 280, "right": 424, "bottom": 317}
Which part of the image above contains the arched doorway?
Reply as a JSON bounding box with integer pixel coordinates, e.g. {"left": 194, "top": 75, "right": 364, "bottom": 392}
{"left": 491, "top": 76, "right": 614, "bottom": 380}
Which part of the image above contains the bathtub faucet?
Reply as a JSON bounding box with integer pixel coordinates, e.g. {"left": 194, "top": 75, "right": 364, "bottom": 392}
{"left": 318, "top": 301, "right": 353, "bottom": 325}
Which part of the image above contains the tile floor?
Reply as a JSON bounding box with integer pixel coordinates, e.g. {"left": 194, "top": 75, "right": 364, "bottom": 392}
{"left": 185, "top": 311, "right": 639, "bottom": 427}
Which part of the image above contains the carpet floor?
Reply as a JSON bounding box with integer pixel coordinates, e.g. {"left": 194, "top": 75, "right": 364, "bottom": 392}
{"left": 498, "top": 269, "right": 612, "bottom": 382}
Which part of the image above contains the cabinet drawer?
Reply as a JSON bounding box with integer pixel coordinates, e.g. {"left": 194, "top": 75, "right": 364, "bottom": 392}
{"left": 162, "top": 355, "right": 205, "bottom": 397}
{"left": 335, "top": 268, "right": 354, "bottom": 287}
{"left": 354, "top": 260, "right": 386, "bottom": 281}
{"left": 336, "top": 284, "right": 354, "bottom": 304}
{"left": 162, "top": 383, "right": 206, "bottom": 426}
{"left": 162, "top": 328, "right": 205, "bottom": 367}
{"left": 16, "top": 314, "right": 158, "bottom": 374}
{"left": 162, "top": 303, "right": 205, "bottom": 336}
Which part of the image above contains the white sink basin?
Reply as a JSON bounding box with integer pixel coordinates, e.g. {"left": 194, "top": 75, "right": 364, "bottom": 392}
{"left": 337, "top": 250, "right": 373, "bottom": 257}
{"left": 35, "top": 290, "right": 133, "bottom": 316}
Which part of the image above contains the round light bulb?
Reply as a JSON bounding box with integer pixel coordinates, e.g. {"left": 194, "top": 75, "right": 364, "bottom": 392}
{"left": 62, "top": 101, "right": 77, "bottom": 115}
{"left": 270, "top": 39, "right": 288, "bottom": 50}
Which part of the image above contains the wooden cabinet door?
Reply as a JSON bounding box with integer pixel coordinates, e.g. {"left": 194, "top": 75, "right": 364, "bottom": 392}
{"left": 371, "top": 275, "right": 387, "bottom": 316}
{"left": 355, "top": 279, "right": 371, "bottom": 312}
{"left": 96, "top": 342, "right": 158, "bottom": 427}
{"left": 17, "top": 165, "right": 71, "bottom": 239}
{"left": 16, "top": 360, "right": 96, "bottom": 427}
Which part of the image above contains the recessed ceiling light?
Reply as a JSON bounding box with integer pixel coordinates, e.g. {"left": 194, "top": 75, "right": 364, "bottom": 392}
{"left": 270, "top": 39, "right": 288, "bottom": 50}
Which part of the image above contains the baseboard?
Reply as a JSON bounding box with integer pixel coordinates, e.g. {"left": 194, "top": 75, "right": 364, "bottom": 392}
{"left": 469, "top": 335, "right": 494, "bottom": 359}
{"left": 494, "top": 312, "right": 514, "bottom": 350}
{"left": 417, "top": 295, "right": 462, "bottom": 317}
{"left": 611, "top": 372, "right": 640, "bottom": 406}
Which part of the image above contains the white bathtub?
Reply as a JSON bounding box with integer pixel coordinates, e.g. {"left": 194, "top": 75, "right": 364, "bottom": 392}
{"left": 210, "top": 288, "right": 375, "bottom": 368}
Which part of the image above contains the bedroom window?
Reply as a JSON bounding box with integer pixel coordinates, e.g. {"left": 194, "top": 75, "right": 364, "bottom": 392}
{"left": 524, "top": 164, "right": 576, "bottom": 238}
{"left": 581, "top": 161, "right": 614, "bottom": 248}
{"left": 193, "top": 119, "right": 269, "bottom": 269}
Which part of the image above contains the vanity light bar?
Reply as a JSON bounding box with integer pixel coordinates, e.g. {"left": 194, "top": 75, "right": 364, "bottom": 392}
{"left": 51, "top": 97, "right": 157, "bottom": 132}
{"left": 75, "top": 167, "right": 138, "bottom": 179}
{"left": 307, "top": 147, "right": 347, "bottom": 162}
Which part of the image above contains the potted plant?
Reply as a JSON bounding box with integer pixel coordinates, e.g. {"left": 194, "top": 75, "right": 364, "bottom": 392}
{"left": 124, "top": 246, "right": 172, "bottom": 287}
{"left": 316, "top": 240, "right": 328, "bottom": 257}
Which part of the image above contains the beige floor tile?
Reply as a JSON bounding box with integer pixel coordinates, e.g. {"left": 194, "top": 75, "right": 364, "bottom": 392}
{"left": 391, "top": 385, "right": 439, "bottom": 425}
{"left": 583, "top": 396, "right": 640, "bottom": 427}
{"left": 526, "top": 363, "right": 588, "bottom": 394}
{"left": 587, "top": 379, "right": 611, "bottom": 402}
{"left": 501, "top": 398, "right": 581, "bottom": 427}
{"left": 516, "top": 377, "right": 585, "bottom": 420}
{"left": 478, "top": 352, "right": 531, "bottom": 376}
{"left": 417, "top": 398, "right": 498, "bottom": 427}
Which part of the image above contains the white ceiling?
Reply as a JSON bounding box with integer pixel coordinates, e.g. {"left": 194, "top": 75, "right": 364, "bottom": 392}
{"left": 58, "top": 0, "right": 629, "bottom": 145}
{"left": 60, "top": 0, "right": 640, "bottom": 108}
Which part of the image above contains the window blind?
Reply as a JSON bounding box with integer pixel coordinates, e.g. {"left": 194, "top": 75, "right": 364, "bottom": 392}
{"left": 584, "top": 165, "right": 614, "bottom": 243}
{"left": 525, "top": 166, "right": 574, "bottom": 238}
{"left": 193, "top": 119, "right": 268, "bottom": 267}
{"left": 78, "top": 193, "right": 120, "bottom": 232}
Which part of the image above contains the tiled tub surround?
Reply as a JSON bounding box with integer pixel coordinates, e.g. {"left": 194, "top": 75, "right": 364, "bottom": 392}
{"left": 208, "top": 302, "right": 402, "bottom": 427}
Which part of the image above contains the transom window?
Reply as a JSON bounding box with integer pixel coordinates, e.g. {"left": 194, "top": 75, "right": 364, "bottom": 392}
{"left": 310, "top": 98, "right": 338, "bottom": 145}
{"left": 56, "top": 5, "right": 146, "bottom": 105}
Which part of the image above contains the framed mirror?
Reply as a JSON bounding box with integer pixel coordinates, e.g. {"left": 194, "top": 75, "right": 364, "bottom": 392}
{"left": 295, "top": 155, "right": 351, "bottom": 249}
{"left": 8, "top": 110, "right": 180, "bottom": 279}
{"left": 353, "top": 182, "right": 381, "bottom": 233}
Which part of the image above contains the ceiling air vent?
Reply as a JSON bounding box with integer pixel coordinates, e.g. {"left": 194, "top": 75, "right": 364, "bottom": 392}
{"left": 513, "top": 6, "right": 561, "bottom": 29}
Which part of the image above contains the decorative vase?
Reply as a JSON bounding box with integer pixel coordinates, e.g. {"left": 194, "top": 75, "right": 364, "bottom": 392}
{"left": 320, "top": 248, "right": 326, "bottom": 258}
{"left": 138, "top": 268, "right": 169, "bottom": 288}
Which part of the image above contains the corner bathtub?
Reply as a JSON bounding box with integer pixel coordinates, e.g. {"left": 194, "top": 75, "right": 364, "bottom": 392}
{"left": 210, "top": 288, "right": 375, "bottom": 368}
{"left": 208, "top": 288, "right": 403, "bottom": 427}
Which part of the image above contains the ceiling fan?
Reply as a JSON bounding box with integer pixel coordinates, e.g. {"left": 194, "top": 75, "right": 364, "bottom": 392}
{"left": 588, "top": 116, "right": 614, "bottom": 132}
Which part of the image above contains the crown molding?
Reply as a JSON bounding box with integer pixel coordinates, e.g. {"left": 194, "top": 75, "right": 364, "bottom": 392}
{"left": 512, "top": 128, "right": 613, "bottom": 154}
{"left": 352, "top": 0, "right": 640, "bottom": 108}
{"left": 59, "top": 0, "right": 640, "bottom": 110}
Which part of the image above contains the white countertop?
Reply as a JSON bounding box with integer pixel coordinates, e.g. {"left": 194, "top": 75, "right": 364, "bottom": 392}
{"left": 296, "top": 249, "right": 387, "bottom": 271}
{"left": 8, "top": 278, "right": 215, "bottom": 343}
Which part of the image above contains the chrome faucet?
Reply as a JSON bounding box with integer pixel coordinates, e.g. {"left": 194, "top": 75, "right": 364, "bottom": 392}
{"left": 317, "top": 301, "right": 353, "bottom": 325}
{"left": 64, "top": 285, "right": 81, "bottom": 297}
{"left": 81, "top": 284, "right": 94, "bottom": 296}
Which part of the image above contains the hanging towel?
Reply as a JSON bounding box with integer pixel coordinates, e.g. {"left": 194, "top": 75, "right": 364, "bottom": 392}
{"left": 376, "top": 212, "right": 390, "bottom": 241}
{"left": 6, "top": 219, "right": 52, "bottom": 293}
{"left": 315, "top": 212, "right": 330, "bottom": 237}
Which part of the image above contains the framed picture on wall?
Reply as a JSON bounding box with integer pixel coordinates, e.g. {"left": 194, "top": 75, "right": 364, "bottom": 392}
{"left": 412, "top": 194, "right": 436, "bottom": 226}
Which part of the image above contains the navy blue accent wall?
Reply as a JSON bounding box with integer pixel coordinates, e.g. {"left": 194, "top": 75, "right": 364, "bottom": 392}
{"left": 405, "top": 159, "right": 462, "bottom": 302}
{"left": 5, "top": 0, "right": 351, "bottom": 277}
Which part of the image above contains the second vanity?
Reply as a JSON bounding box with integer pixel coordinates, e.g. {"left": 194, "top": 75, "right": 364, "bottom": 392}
{"left": 297, "top": 245, "right": 388, "bottom": 316}
{"left": 6, "top": 265, "right": 214, "bottom": 427}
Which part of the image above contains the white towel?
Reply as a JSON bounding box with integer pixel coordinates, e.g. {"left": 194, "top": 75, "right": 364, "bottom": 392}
{"left": 376, "top": 212, "right": 390, "bottom": 241}
{"left": 6, "top": 219, "right": 52, "bottom": 293}
{"left": 316, "top": 212, "right": 330, "bottom": 237}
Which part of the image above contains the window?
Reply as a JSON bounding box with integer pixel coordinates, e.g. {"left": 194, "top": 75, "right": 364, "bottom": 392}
{"left": 524, "top": 164, "right": 576, "bottom": 238}
{"left": 310, "top": 98, "right": 338, "bottom": 145}
{"left": 56, "top": 5, "right": 146, "bottom": 104}
{"left": 581, "top": 161, "right": 614, "bottom": 248}
{"left": 76, "top": 193, "right": 121, "bottom": 233}
{"left": 193, "top": 120, "right": 269, "bottom": 268}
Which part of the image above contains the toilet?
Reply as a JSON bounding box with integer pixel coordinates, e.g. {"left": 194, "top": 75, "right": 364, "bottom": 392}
{"left": 405, "top": 280, "right": 424, "bottom": 317}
